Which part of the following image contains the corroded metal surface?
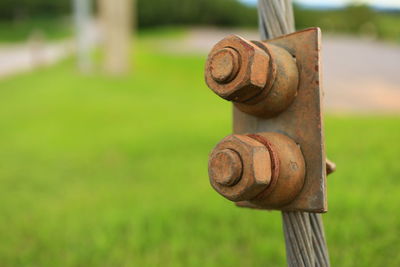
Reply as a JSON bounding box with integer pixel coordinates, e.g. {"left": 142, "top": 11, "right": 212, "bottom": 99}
{"left": 205, "top": 28, "right": 327, "bottom": 212}
{"left": 233, "top": 28, "right": 327, "bottom": 212}
{"left": 208, "top": 134, "right": 272, "bottom": 201}
{"left": 235, "top": 42, "right": 299, "bottom": 118}
{"left": 205, "top": 34, "right": 299, "bottom": 118}
{"left": 247, "top": 132, "right": 305, "bottom": 208}
{"left": 205, "top": 35, "right": 271, "bottom": 102}
{"left": 208, "top": 132, "right": 305, "bottom": 208}
{"left": 326, "top": 159, "right": 336, "bottom": 175}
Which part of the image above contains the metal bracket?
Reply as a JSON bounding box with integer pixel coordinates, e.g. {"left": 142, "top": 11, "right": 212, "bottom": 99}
{"left": 233, "top": 28, "right": 327, "bottom": 212}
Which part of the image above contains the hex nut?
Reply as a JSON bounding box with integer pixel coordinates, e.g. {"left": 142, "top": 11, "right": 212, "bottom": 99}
{"left": 209, "top": 48, "right": 240, "bottom": 84}
{"left": 246, "top": 132, "right": 306, "bottom": 208}
{"left": 234, "top": 42, "right": 299, "bottom": 118}
{"left": 209, "top": 148, "right": 242, "bottom": 186}
{"left": 208, "top": 134, "right": 272, "bottom": 201}
{"left": 205, "top": 35, "right": 271, "bottom": 103}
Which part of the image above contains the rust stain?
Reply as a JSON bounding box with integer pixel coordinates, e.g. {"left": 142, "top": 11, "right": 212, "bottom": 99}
{"left": 205, "top": 28, "right": 330, "bottom": 213}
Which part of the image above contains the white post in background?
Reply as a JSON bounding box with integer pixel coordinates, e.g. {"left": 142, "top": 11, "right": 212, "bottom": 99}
{"left": 73, "top": 0, "right": 92, "bottom": 73}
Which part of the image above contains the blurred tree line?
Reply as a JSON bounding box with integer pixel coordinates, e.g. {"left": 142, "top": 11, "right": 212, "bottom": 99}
{"left": 0, "top": 0, "right": 398, "bottom": 42}
{"left": 137, "top": 0, "right": 257, "bottom": 27}
{"left": 0, "top": 0, "right": 70, "bottom": 20}
{"left": 294, "top": 4, "right": 400, "bottom": 42}
{"left": 0, "top": 0, "right": 257, "bottom": 27}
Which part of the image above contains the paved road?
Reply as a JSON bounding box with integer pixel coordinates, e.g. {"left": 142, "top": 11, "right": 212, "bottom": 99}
{"left": 0, "top": 21, "right": 99, "bottom": 78}
{"left": 166, "top": 28, "right": 400, "bottom": 113}
{"left": 1, "top": 27, "right": 399, "bottom": 113}
{"left": 0, "top": 41, "right": 74, "bottom": 78}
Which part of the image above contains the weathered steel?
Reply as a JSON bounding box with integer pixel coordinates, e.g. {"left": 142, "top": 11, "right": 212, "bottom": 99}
{"left": 326, "top": 159, "right": 336, "bottom": 175}
{"left": 258, "top": 0, "right": 330, "bottom": 266}
{"left": 233, "top": 28, "right": 326, "bottom": 213}
{"left": 205, "top": 35, "right": 299, "bottom": 118}
{"left": 248, "top": 132, "right": 305, "bottom": 208}
{"left": 209, "top": 134, "right": 272, "bottom": 201}
{"left": 235, "top": 41, "right": 299, "bottom": 118}
{"left": 205, "top": 28, "right": 327, "bottom": 212}
{"left": 208, "top": 132, "right": 306, "bottom": 208}
{"left": 205, "top": 35, "right": 271, "bottom": 102}
{"left": 209, "top": 148, "right": 243, "bottom": 186}
{"left": 282, "top": 212, "right": 314, "bottom": 266}
{"left": 209, "top": 47, "right": 240, "bottom": 84}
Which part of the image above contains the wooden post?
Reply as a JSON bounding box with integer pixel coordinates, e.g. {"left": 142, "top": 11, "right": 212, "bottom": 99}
{"left": 99, "top": 0, "right": 133, "bottom": 75}
{"left": 257, "top": 1, "right": 330, "bottom": 266}
{"left": 29, "top": 29, "right": 46, "bottom": 68}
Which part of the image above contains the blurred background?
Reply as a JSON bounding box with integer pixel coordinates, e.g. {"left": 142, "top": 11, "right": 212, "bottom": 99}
{"left": 0, "top": 0, "right": 399, "bottom": 266}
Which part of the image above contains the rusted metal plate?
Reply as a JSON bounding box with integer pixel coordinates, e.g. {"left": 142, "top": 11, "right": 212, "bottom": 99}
{"left": 233, "top": 28, "right": 327, "bottom": 212}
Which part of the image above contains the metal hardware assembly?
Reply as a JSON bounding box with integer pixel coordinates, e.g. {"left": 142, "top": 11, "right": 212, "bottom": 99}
{"left": 205, "top": 34, "right": 299, "bottom": 118}
{"left": 209, "top": 132, "right": 305, "bottom": 208}
{"left": 205, "top": 28, "right": 330, "bottom": 212}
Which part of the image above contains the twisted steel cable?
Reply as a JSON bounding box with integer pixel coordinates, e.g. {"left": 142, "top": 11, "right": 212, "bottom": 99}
{"left": 257, "top": 1, "right": 330, "bottom": 266}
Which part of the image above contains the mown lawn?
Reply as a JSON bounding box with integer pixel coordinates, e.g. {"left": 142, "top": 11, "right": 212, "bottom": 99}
{"left": 0, "top": 32, "right": 399, "bottom": 266}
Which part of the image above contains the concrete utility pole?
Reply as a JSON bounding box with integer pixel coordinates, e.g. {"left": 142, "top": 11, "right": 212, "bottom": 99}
{"left": 73, "top": 0, "right": 93, "bottom": 72}
{"left": 258, "top": 1, "right": 330, "bottom": 266}
{"left": 99, "top": 0, "right": 133, "bottom": 75}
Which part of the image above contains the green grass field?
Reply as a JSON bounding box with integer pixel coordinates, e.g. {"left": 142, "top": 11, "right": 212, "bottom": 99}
{"left": 0, "top": 32, "right": 399, "bottom": 266}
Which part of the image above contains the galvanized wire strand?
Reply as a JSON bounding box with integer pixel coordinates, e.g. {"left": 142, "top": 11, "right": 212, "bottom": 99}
{"left": 282, "top": 212, "right": 331, "bottom": 267}
{"left": 257, "top": 1, "right": 330, "bottom": 266}
{"left": 310, "top": 214, "right": 330, "bottom": 267}
{"left": 282, "top": 212, "right": 314, "bottom": 267}
{"left": 258, "top": 0, "right": 295, "bottom": 40}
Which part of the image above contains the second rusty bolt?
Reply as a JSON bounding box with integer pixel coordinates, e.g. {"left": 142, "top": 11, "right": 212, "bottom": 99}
{"left": 208, "top": 132, "right": 305, "bottom": 207}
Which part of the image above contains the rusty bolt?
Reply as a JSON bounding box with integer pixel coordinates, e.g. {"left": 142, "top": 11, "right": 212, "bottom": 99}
{"left": 209, "top": 48, "right": 240, "bottom": 84}
{"left": 208, "top": 134, "right": 272, "bottom": 201}
{"left": 326, "top": 159, "right": 336, "bottom": 175}
{"left": 205, "top": 35, "right": 299, "bottom": 118}
{"left": 205, "top": 35, "right": 271, "bottom": 103}
{"left": 209, "top": 149, "right": 242, "bottom": 186}
{"left": 209, "top": 132, "right": 305, "bottom": 207}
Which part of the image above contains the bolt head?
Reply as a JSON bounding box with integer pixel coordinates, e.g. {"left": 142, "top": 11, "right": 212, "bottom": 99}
{"left": 209, "top": 149, "right": 242, "bottom": 186}
{"left": 209, "top": 48, "right": 240, "bottom": 84}
{"left": 208, "top": 134, "right": 272, "bottom": 202}
{"left": 205, "top": 35, "right": 271, "bottom": 103}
